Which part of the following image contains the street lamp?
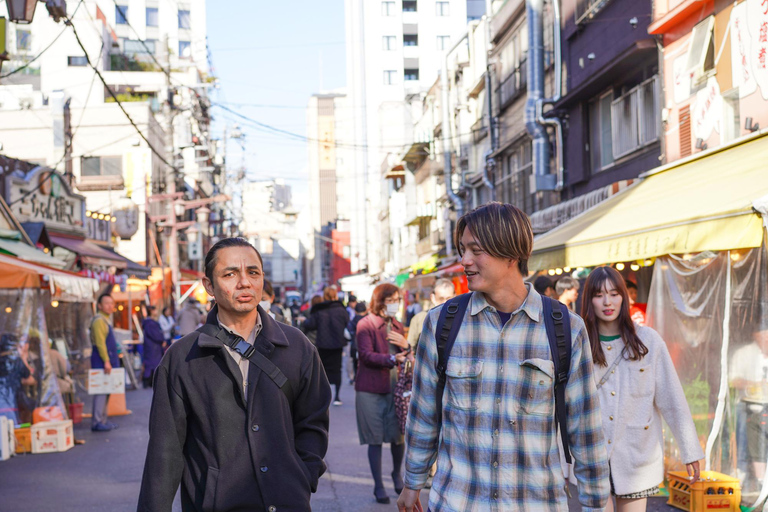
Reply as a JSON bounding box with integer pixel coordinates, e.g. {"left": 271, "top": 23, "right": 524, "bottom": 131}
{"left": 6, "top": 0, "right": 38, "bottom": 23}
{"left": 186, "top": 224, "right": 199, "bottom": 244}
{"left": 195, "top": 206, "right": 210, "bottom": 225}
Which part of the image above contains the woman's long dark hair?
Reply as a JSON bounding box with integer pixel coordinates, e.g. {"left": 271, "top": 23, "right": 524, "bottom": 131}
{"left": 581, "top": 266, "right": 648, "bottom": 366}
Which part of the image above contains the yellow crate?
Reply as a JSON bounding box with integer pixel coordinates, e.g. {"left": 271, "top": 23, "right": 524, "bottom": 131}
{"left": 667, "top": 470, "right": 741, "bottom": 512}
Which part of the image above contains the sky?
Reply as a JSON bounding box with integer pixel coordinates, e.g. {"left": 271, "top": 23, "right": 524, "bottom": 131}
{"left": 206, "top": 0, "right": 347, "bottom": 208}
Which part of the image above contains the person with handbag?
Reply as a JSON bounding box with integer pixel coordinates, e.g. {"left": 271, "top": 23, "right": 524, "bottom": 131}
{"left": 581, "top": 266, "right": 703, "bottom": 512}
{"left": 355, "top": 283, "right": 410, "bottom": 504}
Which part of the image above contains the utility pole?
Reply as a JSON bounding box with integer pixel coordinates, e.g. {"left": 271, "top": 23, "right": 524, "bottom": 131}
{"left": 162, "top": 34, "right": 181, "bottom": 308}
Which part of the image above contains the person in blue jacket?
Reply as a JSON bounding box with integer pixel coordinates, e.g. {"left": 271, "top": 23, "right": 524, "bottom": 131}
{"left": 141, "top": 305, "right": 166, "bottom": 388}
{"left": 90, "top": 292, "right": 121, "bottom": 432}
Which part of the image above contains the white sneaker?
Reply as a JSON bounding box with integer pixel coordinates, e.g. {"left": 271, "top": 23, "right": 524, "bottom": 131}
{"left": 333, "top": 400, "right": 343, "bottom": 406}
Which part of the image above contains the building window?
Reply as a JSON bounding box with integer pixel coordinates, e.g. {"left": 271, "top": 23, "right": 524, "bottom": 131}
{"left": 403, "top": 34, "right": 418, "bottom": 46}
{"left": 687, "top": 16, "right": 714, "bottom": 83}
{"left": 610, "top": 76, "right": 660, "bottom": 159}
{"left": 437, "top": 35, "right": 450, "bottom": 51}
{"left": 382, "top": 35, "right": 397, "bottom": 51}
{"left": 383, "top": 70, "right": 397, "bottom": 85}
{"left": 589, "top": 90, "right": 614, "bottom": 172}
{"left": 436, "top": 1, "right": 450, "bottom": 16}
{"left": 496, "top": 142, "right": 533, "bottom": 213}
{"left": 404, "top": 68, "right": 419, "bottom": 80}
{"left": 124, "top": 39, "right": 156, "bottom": 55}
{"left": 146, "top": 7, "right": 159, "bottom": 27}
{"left": 16, "top": 29, "right": 31, "bottom": 51}
{"left": 403, "top": 0, "right": 417, "bottom": 12}
{"left": 179, "top": 40, "right": 191, "bottom": 59}
{"left": 115, "top": 5, "right": 129, "bottom": 24}
{"left": 178, "top": 9, "right": 191, "bottom": 29}
{"left": 721, "top": 88, "right": 741, "bottom": 144}
{"left": 68, "top": 56, "right": 88, "bottom": 67}
{"left": 382, "top": 1, "right": 396, "bottom": 15}
{"left": 81, "top": 156, "right": 123, "bottom": 177}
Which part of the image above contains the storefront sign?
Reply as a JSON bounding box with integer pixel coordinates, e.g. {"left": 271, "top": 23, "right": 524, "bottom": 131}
{"left": 5, "top": 168, "right": 86, "bottom": 237}
{"left": 86, "top": 217, "right": 112, "bottom": 244}
{"left": 692, "top": 77, "right": 722, "bottom": 141}
{"left": 731, "top": 0, "right": 768, "bottom": 99}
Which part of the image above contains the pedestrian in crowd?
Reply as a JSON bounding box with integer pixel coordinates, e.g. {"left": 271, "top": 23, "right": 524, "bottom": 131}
{"left": 0, "top": 334, "right": 35, "bottom": 424}
{"left": 138, "top": 237, "right": 331, "bottom": 512}
{"left": 300, "top": 295, "right": 323, "bottom": 344}
{"left": 302, "top": 286, "right": 349, "bottom": 405}
{"left": 356, "top": 283, "right": 411, "bottom": 504}
{"left": 140, "top": 305, "right": 165, "bottom": 389}
{"left": 407, "top": 278, "right": 456, "bottom": 350}
{"left": 347, "top": 294, "right": 358, "bottom": 321}
{"left": 90, "top": 293, "right": 120, "bottom": 432}
{"left": 175, "top": 297, "right": 204, "bottom": 337}
{"left": 398, "top": 202, "right": 610, "bottom": 512}
{"left": 626, "top": 280, "right": 647, "bottom": 326}
{"left": 405, "top": 292, "right": 422, "bottom": 328}
{"left": 556, "top": 275, "right": 580, "bottom": 312}
{"left": 346, "top": 301, "right": 368, "bottom": 384}
{"left": 534, "top": 274, "right": 558, "bottom": 299}
{"left": 260, "top": 279, "right": 284, "bottom": 322}
{"left": 158, "top": 306, "right": 175, "bottom": 345}
{"left": 581, "top": 266, "right": 702, "bottom": 512}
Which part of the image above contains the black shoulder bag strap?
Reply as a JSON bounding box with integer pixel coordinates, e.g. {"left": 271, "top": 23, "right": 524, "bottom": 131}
{"left": 434, "top": 293, "right": 472, "bottom": 421}
{"left": 198, "top": 324, "right": 295, "bottom": 406}
{"left": 541, "top": 296, "right": 573, "bottom": 464}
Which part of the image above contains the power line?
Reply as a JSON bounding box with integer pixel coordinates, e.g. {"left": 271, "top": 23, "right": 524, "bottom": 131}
{"left": 0, "top": 0, "right": 85, "bottom": 79}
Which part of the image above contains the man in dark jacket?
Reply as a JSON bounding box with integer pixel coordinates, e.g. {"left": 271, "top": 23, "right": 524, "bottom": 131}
{"left": 138, "top": 237, "right": 332, "bottom": 512}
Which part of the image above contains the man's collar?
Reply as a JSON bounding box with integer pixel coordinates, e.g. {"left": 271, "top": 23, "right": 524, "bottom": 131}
{"left": 199, "top": 304, "right": 289, "bottom": 349}
{"left": 468, "top": 282, "right": 541, "bottom": 322}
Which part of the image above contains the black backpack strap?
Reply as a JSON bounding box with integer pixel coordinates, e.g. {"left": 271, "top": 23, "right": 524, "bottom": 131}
{"left": 434, "top": 293, "right": 472, "bottom": 420}
{"left": 198, "top": 324, "right": 295, "bottom": 406}
{"left": 541, "top": 297, "right": 573, "bottom": 464}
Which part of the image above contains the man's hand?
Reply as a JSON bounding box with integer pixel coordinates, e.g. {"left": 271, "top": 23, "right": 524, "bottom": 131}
{"left": 104, "top": 361, "right": 112, "bottom": 375}
{"left": 687, "top": 460, "right": 700, "bottom": 484}
{"left": 387, "top": 331, "right": 409, "bottom": 349}
{"left": 397, "top": 488, "right": 423, "bottom": 512}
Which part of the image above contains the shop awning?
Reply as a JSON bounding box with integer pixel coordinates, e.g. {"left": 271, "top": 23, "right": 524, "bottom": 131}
{"left": 103, "top": 247, "right": 152, "bottom": 279}
{"left": 50, "top": 235, "right": 128, "bottom": 268}
{"left": 529, "top": 133, "right": 768, "bottom": 271}
{"left": 0, "top": 236, "right": 67, "bottom": 268}
{"left": 0, "top": 252, "right": 99, "bottom": 301}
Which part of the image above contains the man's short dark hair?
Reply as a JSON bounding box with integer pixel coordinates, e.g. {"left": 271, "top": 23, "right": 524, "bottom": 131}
{"left": 533, "top": 276, "right": 554, "bottom": 295}
{"left": 355, "top": 301, "right": 367, "bottom": 313}
{"left": 348, "top": 294, "right": 357, "bottom": 304}
{"left": 204, "top": 237, "right": 263, "bottom": 285}
{"left": 555, "top": 276, "right": 579, "bottom": 296}
{"left": 625, "top": 280, "right": 638, "bottom": 290}
{"left": 263, "top": 279, "right": 274, "bottom": 297}
{"left": 97, "top": 292, "right": 113, "bottom": 307}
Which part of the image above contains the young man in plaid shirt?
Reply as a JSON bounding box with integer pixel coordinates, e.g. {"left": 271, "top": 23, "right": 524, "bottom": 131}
{"left": 398, "top": 203, "right": 610, "bottom": 511}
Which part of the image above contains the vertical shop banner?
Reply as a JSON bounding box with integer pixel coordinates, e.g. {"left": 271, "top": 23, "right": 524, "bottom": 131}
{"left": 692, "top": 77, "right": 723, "bottom": 141}
{"left": 747, "top": 0, "right": 768, "bottom": 98}
{"left": 674, "top": 52, "right": 693, "bottom": 104}
{"left": 731, "top": 1, "right": 758, "bottom": 97}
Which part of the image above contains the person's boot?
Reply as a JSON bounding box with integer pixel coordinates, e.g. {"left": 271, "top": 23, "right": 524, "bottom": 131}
{"left": 373, "top": 487, "right": 390, "bottom": 504}
{"left": 392, "top": 470, "right": 404, "bottom": 495}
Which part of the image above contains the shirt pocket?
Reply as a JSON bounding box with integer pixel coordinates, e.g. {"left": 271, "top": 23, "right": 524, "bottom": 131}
{"left": 445, "top": 358, "right": 483, "bottom": 410}
{"left": 626, "top": 415, "right": 660, "bottom": 468}
{"left": 629, "top": 363, "right": 654, "bottom": 398}
{"left": 519, "top": 358, "right": 555, "bottom": 416}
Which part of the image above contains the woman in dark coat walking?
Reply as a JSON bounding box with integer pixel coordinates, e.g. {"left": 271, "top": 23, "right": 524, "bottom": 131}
{"left": 141, "top": 305, "right": 166, "bottom": 388}
{"left": 302, "top": 286, "right": 350, "bottom": 405}
{"left": 355, "top": 283, "right": 410, "bottom": 504}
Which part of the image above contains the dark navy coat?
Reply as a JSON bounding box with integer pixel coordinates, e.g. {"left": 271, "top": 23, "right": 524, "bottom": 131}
{"left": 141, "top": 318, "right": 165, "bottom": 378}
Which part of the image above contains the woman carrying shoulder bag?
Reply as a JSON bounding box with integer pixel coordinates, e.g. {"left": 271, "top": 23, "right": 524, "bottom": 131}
{"left": 582, "top": 266, "right": 704, "bottom": 512}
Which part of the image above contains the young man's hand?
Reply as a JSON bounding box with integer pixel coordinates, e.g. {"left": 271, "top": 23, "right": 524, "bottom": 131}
{"left": 397, "top": 488, "right": 423, "bottom": 511}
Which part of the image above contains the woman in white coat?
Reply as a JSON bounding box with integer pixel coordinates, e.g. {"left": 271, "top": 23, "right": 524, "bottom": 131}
{"left": 581, "top": 266, "right": 704, "bottom": 512}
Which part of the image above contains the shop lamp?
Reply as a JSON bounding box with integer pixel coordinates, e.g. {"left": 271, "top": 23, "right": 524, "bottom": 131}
{"left": 196, "top": 206, "right": 210, "bottom": 225}
{"left": 630, "top": 264, "right": 640, "bottom": 271}
{"left": 4, "top": 306, "right": 12, "bottom": 314}
{"left": 644, "top": 259, "right": 654, "bottom": 266}
{"left": 563, "top": 267, "right": 571, "bottom": 272}
{"left": 730, "top": 252, "right": 742, "bottom": 262}
{"left": 547, "top": 269, "right": 556, "bottom": 276}
{"left": 615, "top": 263, "right": 625, "bottom": 271}
{"left": 186, "top": 224, "right": 199, "bottom": 244}
{"left": 135, "top": 306, "right": 140, "bottom": 312}
{"left": 174, "top": 202, "right": 186, "bottom": 218}
{"left": 555, "top": 268, "right": 563, "bottom": 275}
{"left": 86, "top": 211, "right": 92, "bottom": 218}
{"left": 51, "top": 300, "right": 59, "bottom": 308}
{"left": 118, "top": 305, "right": 124, "bottom": 311}
{"left": 110, "top": 217, "right": 117, "bottom": 223}
{"left": 6, "top": 0, "right": 38, "bottom": 24}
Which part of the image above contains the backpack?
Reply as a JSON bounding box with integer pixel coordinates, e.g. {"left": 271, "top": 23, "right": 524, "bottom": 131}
{"left": 434, "top": 293, "right": 573, "bottom": 464}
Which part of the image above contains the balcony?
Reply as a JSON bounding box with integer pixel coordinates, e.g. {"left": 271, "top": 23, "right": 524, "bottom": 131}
{"left": 109, "top": 54, "right": 162, "bottom": 72}
{"left": 611, "top": 76, "right": 660, "bottom": 160}
{"left": 575, "top": 0, "right": 611, "bottom": 25}
{"left": 471, "top": 118, "right": 488, "bottom": 144}
{"left": 416, "top": 230, "right": 442, "bottom": 257}
{"left": 497, "top": 60, "right": 527, "bottom": 111}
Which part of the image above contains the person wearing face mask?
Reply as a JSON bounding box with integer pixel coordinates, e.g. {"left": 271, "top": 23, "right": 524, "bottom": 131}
{"left": 355, "top": 283, "right": 411, "bottom": 504}
{"left": 260, "top": 279, "right": 284, "bottom": 323}
{"left": 301, "top": 286, "right": 349, "bottom": 405}
{"left": 582, "top": 266, "right": 702, "bottom": 512}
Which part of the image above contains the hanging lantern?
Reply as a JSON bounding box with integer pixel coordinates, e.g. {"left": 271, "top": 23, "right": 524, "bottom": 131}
{"left": 111, "top": 196, "right": 140, "bottom": 240}
{"left": 7, "top": 0, "right": 38, "bottom": 24}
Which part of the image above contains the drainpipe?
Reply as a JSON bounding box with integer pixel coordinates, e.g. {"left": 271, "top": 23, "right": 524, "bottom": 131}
{"left": 525, "top": 0, "right": 555, "bottom": 193}
{"left": 442, "top": 34, "right": 468, "bottom": 217}
{"left": 536, "top": 0, "right": 565, "bottom": 191}
{"left": 482, "top": 0, "right": 496, "bottom": 200}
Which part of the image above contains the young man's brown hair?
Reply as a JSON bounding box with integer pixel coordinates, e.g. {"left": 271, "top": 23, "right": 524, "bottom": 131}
{"left": 455, "top": 202, "right": 534, "bottom": 274}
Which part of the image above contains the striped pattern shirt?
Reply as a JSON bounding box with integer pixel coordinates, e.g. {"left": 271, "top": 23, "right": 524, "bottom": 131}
{"left": 404, "top": 285, "right": 610, "bottom": 511}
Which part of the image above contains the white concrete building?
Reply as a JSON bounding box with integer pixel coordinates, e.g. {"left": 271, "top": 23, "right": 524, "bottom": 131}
{"left": 345, "top": 0, "right": 484, "bottom": 275}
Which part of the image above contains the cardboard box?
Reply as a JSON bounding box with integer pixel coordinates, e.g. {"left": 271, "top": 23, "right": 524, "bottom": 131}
{"left": 31, "top": 420, "right": 74, "bottom": 454}
{"left": 87, "top": 368, "right": 125, "bottom": 395}
{"left": 0, "top": 416, "right": 14, "bottom": 461}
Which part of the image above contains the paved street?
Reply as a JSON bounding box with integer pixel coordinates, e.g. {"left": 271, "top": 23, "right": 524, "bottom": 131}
{"left": 0, "top": 356, "right": 677, "bottom": 511}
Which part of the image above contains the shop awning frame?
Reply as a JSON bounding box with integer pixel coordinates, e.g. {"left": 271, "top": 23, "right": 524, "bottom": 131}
{"left": 0, "top": 252, "right": 99, "bottom": 301}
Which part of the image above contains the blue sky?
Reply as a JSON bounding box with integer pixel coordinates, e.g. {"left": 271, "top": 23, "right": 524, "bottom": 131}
{"left": 206, "top": 0, "right": 347, "bottom": 205}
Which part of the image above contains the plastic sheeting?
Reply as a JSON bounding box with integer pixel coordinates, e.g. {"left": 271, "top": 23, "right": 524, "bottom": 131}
{"left": 45, "top": 301, "right": 95, "bottom": 380}
{"left": 646, "top": 237, "right": 768, "bottom": 507}
{"left": 0, "top": 289, "right": 67, "bottom": 426}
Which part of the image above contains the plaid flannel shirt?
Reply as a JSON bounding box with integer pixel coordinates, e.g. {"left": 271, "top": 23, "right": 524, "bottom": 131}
{"left": 404, "top": 285, "right": 610, "bottom": 511}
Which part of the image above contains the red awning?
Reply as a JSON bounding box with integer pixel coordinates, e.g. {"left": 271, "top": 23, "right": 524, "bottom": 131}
{"left": 50, "top": 235, "right": 128, "bottom": 269}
